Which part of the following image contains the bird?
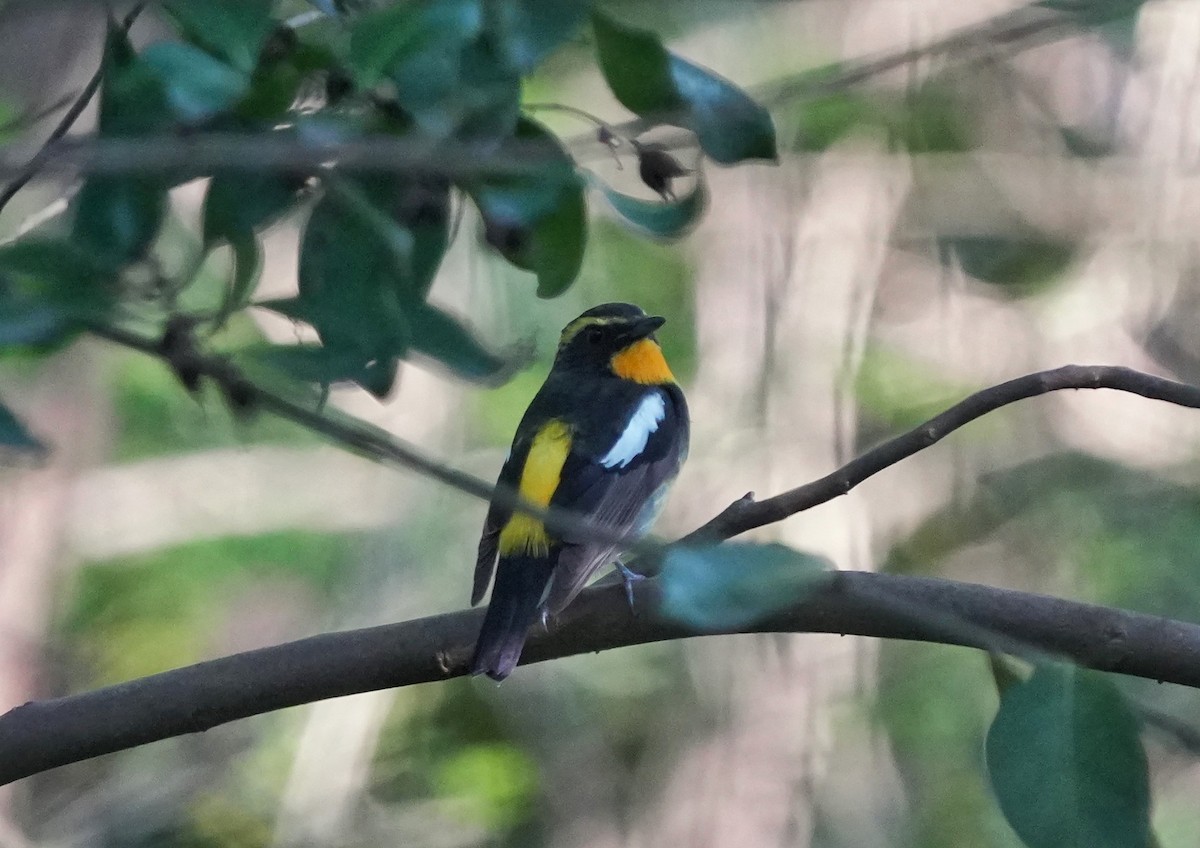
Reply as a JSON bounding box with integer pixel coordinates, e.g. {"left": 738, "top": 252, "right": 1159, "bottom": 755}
{"left": 470, "top": 302, "right": 690, "bottom": 681}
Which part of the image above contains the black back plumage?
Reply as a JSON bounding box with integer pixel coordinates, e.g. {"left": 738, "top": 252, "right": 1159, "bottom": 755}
{"left": 470, "top": 304, "right": 689, "bottom": 681}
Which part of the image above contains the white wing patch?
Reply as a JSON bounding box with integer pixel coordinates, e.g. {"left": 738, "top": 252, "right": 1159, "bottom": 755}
{"left": 601, "top": 392, "right": 666, "bottom": 469}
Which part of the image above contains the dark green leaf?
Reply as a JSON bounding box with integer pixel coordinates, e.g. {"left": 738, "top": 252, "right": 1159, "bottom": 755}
{"left": 0, "top": 237, "right": 121, "bottom": 318}
{"left": 203, "top": 171, "right": 303, "bottom": 323}
{"left": 492, "top": 0, "right": 591, "bottom": 71}
{"left": 80, "top": 24, "right": 172, "bottom": 263}
{"left": 659, "top": 542, "right": 833, "bottom": 630}
{"left": 236, "top": 59, "right": 305, "bottom": 120}
{"left": 347, "top": 0, "right": 483, "bottom": 88}
{"left": 1037, "top": 0, "right": 1144, "bottom": 25}
{"left": 0, "top": 399, "right": 42, "bottom": 453}
{"left": 940, "top": 236, "right": 1075, "bottom": 295}
{"left": 203, "top": 172, "right": 304, "bottom": 246}
{"left": 591, "top": 11, "right": 678, "bottom": 115}
{"left": 450, "top": 35, "right": 522, "bottom": 140}
{"left": 597, "top": 176, "right": 707, "bottom": 238}
{"left": 97, "top": 25, "right": 171, "bottom": 136}
{"left": 668, "top": 56, "right": 777, "bottom": 163}
{"left": 297, "top": 188, "right": 410, "bottom": 353}
{"left": 141, "top": 42, "right": 249, "bottom": 124}
{"left": 0, "top": 300, "right": 67, "bottom": 347}
{"left": 408, "top": 303, "right": 509, "bottom": 382}
{"left": 986, "top": 665, "right": 1151, "bottom": 848}
{"left": 72, "top": 175, "right": 167, "bottom": 265}
{"left": 288, "top": 176, "right": 461, "bottom": 396}
{"left": 162, "top": 0, "right": 276, "bottom": 74}
{"left": 471, "top": 117, "right": 585, "bottom": 297}
{"left": 222, "top": 232, "right": 263, "bottom": 323}
{"left": 246, "top": 342, "right": 397, "bottom": 394}
{"left": 592, "top": 11, "right": 776, "bottom": 164}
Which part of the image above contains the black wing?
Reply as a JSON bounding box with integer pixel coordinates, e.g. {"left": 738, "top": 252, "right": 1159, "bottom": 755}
{"left": 472, "top": 435, "right": 532, "bottom": 606}
{"left": 541, "top": 384, "right": 688, "bottom": 612}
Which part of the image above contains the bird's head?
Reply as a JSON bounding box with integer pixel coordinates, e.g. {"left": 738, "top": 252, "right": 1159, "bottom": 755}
{"left": 553, "top": 302, "right": 675, "bottom": 384}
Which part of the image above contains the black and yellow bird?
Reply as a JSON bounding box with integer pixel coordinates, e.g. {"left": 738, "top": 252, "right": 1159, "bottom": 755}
{"left": 470, "top": 303, "right": 689, "bottom": 681}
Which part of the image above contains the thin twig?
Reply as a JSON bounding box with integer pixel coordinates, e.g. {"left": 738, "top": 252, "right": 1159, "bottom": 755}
{"left": 687, "top": 365, "right": 1200, "bottom": 543}
{"left": 0, "top": 3, "right": 144, "bottom": 216}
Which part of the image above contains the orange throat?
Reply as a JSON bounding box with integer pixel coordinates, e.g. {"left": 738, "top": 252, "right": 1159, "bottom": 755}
{"left": 611, "top": 339, "right": 675, "bottom": 384}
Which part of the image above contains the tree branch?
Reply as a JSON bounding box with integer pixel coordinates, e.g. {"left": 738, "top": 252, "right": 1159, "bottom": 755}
{"left": 689, "top": 365, "right": 1200, "bottom": 543}
{"left": 0, "top": 4, "right": 144, "bottom": 215}
{"left": 9, "top": 324, "right": 1200, "bottom": 785}
{"left": 3, "top": 570, "right": 1199, "bottom": 786}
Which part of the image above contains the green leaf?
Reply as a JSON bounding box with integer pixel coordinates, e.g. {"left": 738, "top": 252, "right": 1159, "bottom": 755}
{"left": 471, "top": 117, "right": 586, "bottom": 297}
{"left": 659, "top": 542, "right": 833, "bottom": 630}
{"left": 408, "top": 303, "right": 509, "bottom": 382}
{"left": 940, "top": 236, "right": 1075, "bottom": 295}
{"left": 1037, "top": 0, "right": 1144, "bottom": 25}
{"left": 141, "top": 42, "right": 249, "bottom": 124}
{"left": 0, "top": 399, "right": 42, "bottom": 453}
{"left": 236, "top": 58, "right": 305, "bottom": 121}
{"left": 203, "top": 171, "right": 303, "bottom": 322}
{"left": 96, "top": 25, "right": 171, "bottom": 136}
{"left": 72, "top": 175, "right": 168, "bottom": 266}
{"left": 223, "top": 233, "right": 264, "bottom": 323}
{"left": 492, "top": 0, "right": 591, "bottom": 71}
{"left": 162, "top": 0, "right": 277, "bottom": 74}
{"left": 0, "top": 300, "right": 67, "bottom": 347}
{"left": 245, "top": 342, "right": 397, "bottom": 394}
{"left": 986, "top": 665, "right": 1151, "bottom": 848}
{"left": 597, "top": 176, "right": 707, "bottom": 238}
{"left": 78, "top": 25, "right": 171, "bottom": 263}
{"left": 0, "top": 237, "right": 120, "bottom": 318}
{"left": 203, "top": 172, "right": 304, "bottom": 246}
{"left": 591, "top": 11, "right": 679, "bottom": 115}
{"left": 668, "top": 56, "right": 777, "bottom": 163}
{"left": 348, "top": 0, "right": 483, "bottom": 88}
{"left": 297, "top": 188, "right": 410, "bottom": 353}
{"left": 290, "top": 175, "right": 460, "bottom": 396}
{"left": 591, "top": 11, "right": 776, "bottom": 164}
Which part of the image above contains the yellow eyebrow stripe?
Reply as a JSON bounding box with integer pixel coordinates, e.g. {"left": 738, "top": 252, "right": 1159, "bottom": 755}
{"left": 559, "top": 315, "right": 616, "bottom": 347}
{"left": 498, "top": 420, "right": 573, "bottom": 556}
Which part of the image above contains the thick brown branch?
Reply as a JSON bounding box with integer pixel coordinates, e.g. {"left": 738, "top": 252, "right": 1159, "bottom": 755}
{"left": 2, "top": 572, "right": 1199, "bottom": 786}
{"left": 8, "top": 328, "right": 1200, "bottom": 786}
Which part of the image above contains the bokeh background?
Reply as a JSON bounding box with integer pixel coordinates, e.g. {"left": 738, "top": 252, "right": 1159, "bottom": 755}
{"left": 3, "top": 0, "right": 1200, "bottom": 846}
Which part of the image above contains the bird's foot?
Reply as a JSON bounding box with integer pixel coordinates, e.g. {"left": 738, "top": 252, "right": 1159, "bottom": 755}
{"left": 614, "top": 560, "right": 646, "bottom": 610}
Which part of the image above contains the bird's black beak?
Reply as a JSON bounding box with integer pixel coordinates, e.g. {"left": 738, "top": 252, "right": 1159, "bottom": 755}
{"left": 623, "top": 315, "right": 666, "bottom": 343}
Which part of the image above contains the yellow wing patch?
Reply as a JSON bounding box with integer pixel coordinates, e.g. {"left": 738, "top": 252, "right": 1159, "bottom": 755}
{"left": 498, "top": 420, "right": 573, "bottom": 556}
{"left": 611, "top": 339, "right": 675, "bottom": 385}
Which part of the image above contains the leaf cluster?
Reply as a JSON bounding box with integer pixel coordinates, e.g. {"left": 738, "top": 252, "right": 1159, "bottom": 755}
{"left": 0, "top": 0, "right": 776, "bottom": 424}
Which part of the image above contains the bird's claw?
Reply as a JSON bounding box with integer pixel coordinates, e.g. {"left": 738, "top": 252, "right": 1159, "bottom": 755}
{"left": 615, "top": 560, "right": 646, "bottom": 610}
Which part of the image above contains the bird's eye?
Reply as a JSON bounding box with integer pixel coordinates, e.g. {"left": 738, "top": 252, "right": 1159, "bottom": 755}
{"left": 584, "top": 326, "right": 604, "bottom": 344}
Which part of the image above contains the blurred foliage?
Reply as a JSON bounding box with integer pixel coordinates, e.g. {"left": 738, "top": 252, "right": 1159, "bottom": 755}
{"left": 659, "top": 542, "right": 832, "bottom": 630}
{"left": 61, "top": 531, "right": 349, "bottom": 686}
{"left": 854, "top": 343, "right": 981, "bottom": 432}
{"left": 3, "top": 1, "right": 1197, "bottom": 847}
{"left": 986, "top": 664, "right": 1151, "bottom": 848}
{"left": 0, "top": 0, "right": 778, "bottom": 432}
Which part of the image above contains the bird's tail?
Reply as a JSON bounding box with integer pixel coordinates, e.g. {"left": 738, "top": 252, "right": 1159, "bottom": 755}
{"left": 470, "top": 555, "right": 554, "bottom": 682}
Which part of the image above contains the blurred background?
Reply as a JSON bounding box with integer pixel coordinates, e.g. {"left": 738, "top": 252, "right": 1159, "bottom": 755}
{"left": 3, "top": 0, "right": 1200, "bottom": 846}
